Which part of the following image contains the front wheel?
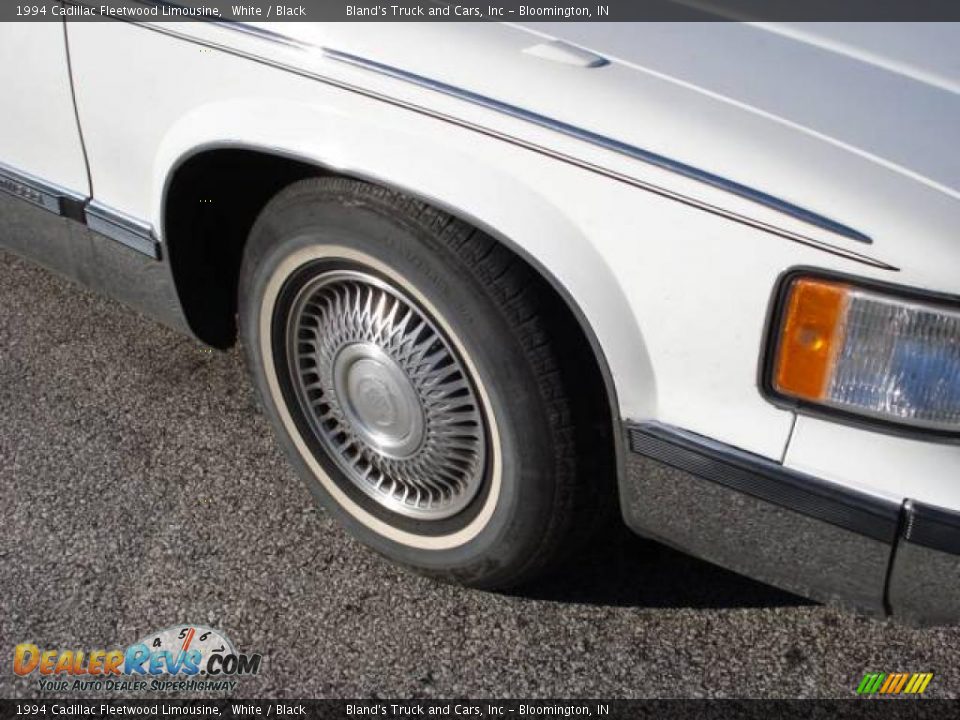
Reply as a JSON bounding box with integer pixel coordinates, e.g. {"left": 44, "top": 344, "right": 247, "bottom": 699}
{"left": 239, "top": 177, "right": 590, "bottom": 589}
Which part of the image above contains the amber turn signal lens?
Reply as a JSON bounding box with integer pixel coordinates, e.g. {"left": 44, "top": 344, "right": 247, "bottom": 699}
{"left": 773, "top": 278, "right": 849, "bottom": 401}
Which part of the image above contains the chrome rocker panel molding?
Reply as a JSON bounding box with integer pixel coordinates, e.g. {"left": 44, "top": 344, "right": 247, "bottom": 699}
{"left": 623, "top": 421, "right": 960, "bottom": 625}
{"left": 0, "top": 171, "right": 186, "bottom": 335}
{"left": 0, "top": 160, "right": 160, "bottom": 259}
{"left": 0, "top": 160, "right": 87, "bottom": 220}
{"left": 85, "top": 200, "right": 160, "bottom": 260}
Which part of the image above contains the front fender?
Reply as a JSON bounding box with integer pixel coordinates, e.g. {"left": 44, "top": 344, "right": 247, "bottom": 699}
{"left": 152, "top": 95, "right": 657, "bottom": 422}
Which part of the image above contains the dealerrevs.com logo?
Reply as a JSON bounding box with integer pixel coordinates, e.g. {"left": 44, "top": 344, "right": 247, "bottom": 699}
{"left": 14, "top": 625, "right": 262, "bottom": 693}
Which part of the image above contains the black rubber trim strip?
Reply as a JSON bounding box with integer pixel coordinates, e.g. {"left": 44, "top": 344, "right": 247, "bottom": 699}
{"left": 904, "top": 500, "right": 960, "bottom": 556}
{"left": 60, "top": 196, "right": 88, "bottom": 223}
{"left": 628, "top": 422, "right": 901, "bottom": 543}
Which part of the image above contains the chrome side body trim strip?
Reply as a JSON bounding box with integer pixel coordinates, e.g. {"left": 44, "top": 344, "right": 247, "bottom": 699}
{"left": 324, "top": 49, "right": 872, "bottom": 246}
{"left": 0, "top": 161, "right": 87, "bottom": 217}
{"left": 106, "top": 21, "right": 892, "bottom": 270}
{"left": 112, "top": 12, "right": 870, "bottom": 250}
{"left": 85, "top": 201, "right": 160, "bottom": 259}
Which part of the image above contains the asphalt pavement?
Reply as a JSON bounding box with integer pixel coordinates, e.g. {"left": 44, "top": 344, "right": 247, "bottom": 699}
{"left": 2, "top": 248, "right": 958, "bottom": 699}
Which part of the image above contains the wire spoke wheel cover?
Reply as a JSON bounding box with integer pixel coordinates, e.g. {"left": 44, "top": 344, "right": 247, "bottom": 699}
{"left": 284, "top": 268, "right": 488, "bottom": 520}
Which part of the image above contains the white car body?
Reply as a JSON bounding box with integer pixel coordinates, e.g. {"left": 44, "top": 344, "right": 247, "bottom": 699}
{"left": 1, "top": 18, "right": 957, "bottom": 621}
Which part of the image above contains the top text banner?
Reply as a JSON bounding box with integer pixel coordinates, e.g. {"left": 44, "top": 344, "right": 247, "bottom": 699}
{"left": 7, "top": 0, "right": 960, "bottom": 21}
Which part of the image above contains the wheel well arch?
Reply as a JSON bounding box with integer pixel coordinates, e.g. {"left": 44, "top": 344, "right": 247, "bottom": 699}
{"left": 163, "top": 145, "right": 623, "bottom": 496}
{"left": 163, "top": 147, "right": 321, "bottom": 348}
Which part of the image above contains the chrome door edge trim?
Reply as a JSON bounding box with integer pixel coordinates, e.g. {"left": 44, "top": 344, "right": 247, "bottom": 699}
{"left": 85, "top": 201, "right": 160, "bottom": 259}
{"left": 0, "top": 161, "right": 88, "bottom": 217}
{"left": 323, "top": 48, "right": 872, "bottom": 246}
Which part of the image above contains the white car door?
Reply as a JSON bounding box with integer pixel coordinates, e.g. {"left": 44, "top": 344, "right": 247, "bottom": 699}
{"left": 0, "top": 21, "right": 89, "bottom": 196}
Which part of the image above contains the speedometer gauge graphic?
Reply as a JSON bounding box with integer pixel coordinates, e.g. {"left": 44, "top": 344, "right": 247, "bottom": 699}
{"left": 135, "top": 624, "right": 236, "bottom": 673}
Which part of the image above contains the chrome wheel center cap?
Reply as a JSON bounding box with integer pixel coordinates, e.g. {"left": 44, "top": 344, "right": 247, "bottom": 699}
{"left": 333, "top": 343, "right": 425, "bottom": 459}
